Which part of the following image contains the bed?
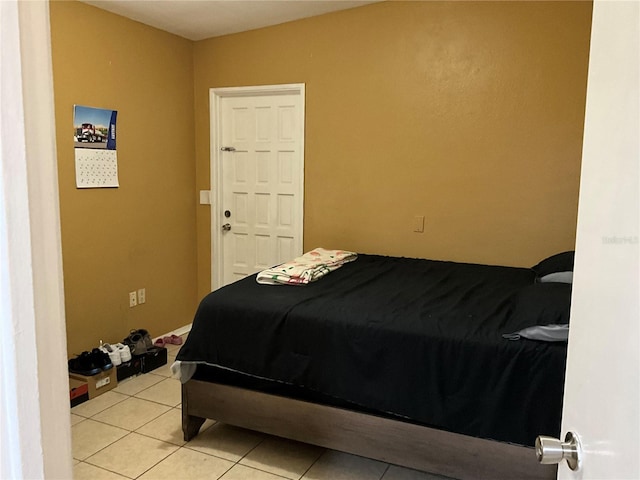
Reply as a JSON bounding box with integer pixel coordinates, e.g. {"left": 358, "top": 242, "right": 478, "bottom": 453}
{"left": 175, "top": 253, "right": 572, "bottom": 480}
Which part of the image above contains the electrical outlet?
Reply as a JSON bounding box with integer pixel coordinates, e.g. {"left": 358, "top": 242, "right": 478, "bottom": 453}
{"left": 413, "top": 215, "right": 425, "bottom": 233}
{"left": 137, "top": 288, "right": 146, "bottom": 304}
{"left": 129, "top": 291, "right": 137, "bottom": 308}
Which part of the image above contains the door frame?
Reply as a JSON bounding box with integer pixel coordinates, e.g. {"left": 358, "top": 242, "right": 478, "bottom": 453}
{"left": 1, "top": 1, "right": 71, "bottom": 478}
{"left": 209, "top": 83, "right": 305, "bottom": 291}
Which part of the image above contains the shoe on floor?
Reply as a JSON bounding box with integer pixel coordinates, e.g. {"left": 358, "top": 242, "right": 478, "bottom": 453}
{"left": 163, "top": 334, "right": 183, "bottom": 345}
{"left": 137, "top": 329, "right": 153, "bottom": 350}
{"left": 99, "top": 342, "right": 122, "bottom": 366}
{"left": 90, "top": 348, "right": 113, "bottom": 371}
{"left": 113, "top": 343, "right": 132, "bottom": 363}
{"left": 68, "top": 351, "right": 101, "bottom": 376}
{"left": 123, "top": 330, "right": 151, "bottom": 356}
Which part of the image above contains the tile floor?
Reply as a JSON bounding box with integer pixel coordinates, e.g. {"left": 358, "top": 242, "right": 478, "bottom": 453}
{"left": 71, "top": 336, "right": 453, "bottom": 480}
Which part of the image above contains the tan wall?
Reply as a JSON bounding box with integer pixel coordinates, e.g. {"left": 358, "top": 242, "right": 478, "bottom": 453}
{"left": 50, "top": 1, "right": 593, "bottom": 335}
{"left": 194, "top": 1, "right": 592, "bottom": 297}
{"left": 50, "top": 1, "right": 198, "bottom": 356}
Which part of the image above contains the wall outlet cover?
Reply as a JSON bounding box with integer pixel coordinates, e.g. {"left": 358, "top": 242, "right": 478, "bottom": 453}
{"left": 129, "top": 291, "right": 137, "bottom": 308}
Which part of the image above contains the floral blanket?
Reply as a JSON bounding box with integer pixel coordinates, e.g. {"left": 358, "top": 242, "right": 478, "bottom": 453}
{"left": 256, "top": 248, "right": 357, "bottom": 285}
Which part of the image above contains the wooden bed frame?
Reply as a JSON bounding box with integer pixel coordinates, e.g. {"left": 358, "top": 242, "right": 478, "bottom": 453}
{"left": 182, "top": 379, "right": 556, "bottom": 480}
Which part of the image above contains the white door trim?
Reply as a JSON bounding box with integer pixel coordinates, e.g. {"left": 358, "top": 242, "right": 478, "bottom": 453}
{"left": 0, "top": 1, "right": 71, "bottom": 478}
{"left": 209, "top": 83, "right": 305, "bottom": 291}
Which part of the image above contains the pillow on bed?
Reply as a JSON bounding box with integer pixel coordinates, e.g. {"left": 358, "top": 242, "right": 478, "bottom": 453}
{"left": 531, "top": 251, "right": 575, "bottom": 281}
{"left": 538, "top": 271, "right": 573, "bottom": 284}
{"left": 509, "top": 283, "right": 572, "bottom": 329}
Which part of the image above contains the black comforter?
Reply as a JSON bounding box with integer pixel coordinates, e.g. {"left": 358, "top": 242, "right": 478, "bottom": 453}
{"left": 177, "top": 255, "right": 567, "bottom": 446}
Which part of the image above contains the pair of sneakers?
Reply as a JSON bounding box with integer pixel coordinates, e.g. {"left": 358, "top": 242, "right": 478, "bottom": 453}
{"left": 99, "top": 342, "right": 132, "bottom": 366}
{"left": 68, "top": 348, "right": 113, "bottom": 376}
{"left": 123, "top": 329, "right": 153, "bottom": 356}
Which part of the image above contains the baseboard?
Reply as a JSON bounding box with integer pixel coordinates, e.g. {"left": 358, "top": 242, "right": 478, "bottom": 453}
{"left": 171, "top": 324, "right": 192, "bottom": 337}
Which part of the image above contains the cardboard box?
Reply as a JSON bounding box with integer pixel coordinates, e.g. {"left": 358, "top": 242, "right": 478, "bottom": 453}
{"left": 69, "top": 368, "right": 117, "bottom": 399}
{"left": 69, "top": 377, "right": 89, "bottom": 407}
{"left": 141, "top": 347, "right": 167, "bottom": 373}
{"left": 116, "top": 356, "right": 143, "bottom": 382}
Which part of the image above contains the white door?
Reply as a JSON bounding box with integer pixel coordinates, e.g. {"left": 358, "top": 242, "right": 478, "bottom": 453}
{"left": 552, "top": 1, "right": 639, "bottom": 478}
{"left": 211, "top": 85, "right": 305, "bottom": 289}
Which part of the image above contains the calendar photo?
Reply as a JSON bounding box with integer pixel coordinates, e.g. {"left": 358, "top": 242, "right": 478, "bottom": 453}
{"left": 73, "top": 105, "right": 117, "bottom": 150}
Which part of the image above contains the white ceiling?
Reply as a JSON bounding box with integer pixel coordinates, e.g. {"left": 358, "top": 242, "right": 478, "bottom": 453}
{"left": 81, "top": 0, "right": 379, "bottom": 41}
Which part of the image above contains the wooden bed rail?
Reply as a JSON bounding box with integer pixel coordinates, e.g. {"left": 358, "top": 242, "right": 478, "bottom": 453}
{"left": 182, "top": 380, "right": 556, "bottom": 480}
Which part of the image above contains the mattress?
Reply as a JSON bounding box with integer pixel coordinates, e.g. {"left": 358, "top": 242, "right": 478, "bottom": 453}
{"left": 176, "top": 254, "right": 567, "bottom": 447}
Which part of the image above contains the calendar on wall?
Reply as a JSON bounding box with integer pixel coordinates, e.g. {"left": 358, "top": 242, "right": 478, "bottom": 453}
{"left": 75, "top": 149, "right": 119, "bottom": 188}
{"left": 73, "top": 105, "right": 119, "bottom": 188}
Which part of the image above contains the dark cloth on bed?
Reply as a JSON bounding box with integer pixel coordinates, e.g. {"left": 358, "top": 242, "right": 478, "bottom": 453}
{"left": 177, "top": 254, "right": 567, "bottom": 447}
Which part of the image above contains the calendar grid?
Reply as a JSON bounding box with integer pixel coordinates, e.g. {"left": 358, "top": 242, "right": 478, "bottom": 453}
{"left": 75, "top": 149, "right": 119, "bottom": 188}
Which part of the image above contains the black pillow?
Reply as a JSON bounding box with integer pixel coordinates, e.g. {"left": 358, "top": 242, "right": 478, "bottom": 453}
{"left": 531, "top": 251, "right": 575, "bottom": 277}
{"left": 509, "top": 283, "right": 572, "bottom": 331}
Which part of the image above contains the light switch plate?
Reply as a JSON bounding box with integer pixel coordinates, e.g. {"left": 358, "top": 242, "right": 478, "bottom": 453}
{"left": 199, "top": 190, "right": 211, "bottom": 205}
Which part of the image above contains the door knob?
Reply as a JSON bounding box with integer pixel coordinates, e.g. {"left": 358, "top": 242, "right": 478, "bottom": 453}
{"left": 222, "top": 223, "right": 231, "bottom": 232}
{"left": 535, "top": 432, "right": 582, "bottom": 471}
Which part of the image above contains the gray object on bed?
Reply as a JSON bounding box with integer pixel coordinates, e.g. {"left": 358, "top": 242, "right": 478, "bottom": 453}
{"left": 503, "top": 324, "right": 570, "bottom": 342}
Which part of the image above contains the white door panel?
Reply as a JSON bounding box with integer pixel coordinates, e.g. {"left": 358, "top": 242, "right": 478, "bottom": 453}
{"left": 211, "top": 85, "right": 304, "bottom": 289}
{"left": 555, "top": 2, "right": 639, "bottom": 478}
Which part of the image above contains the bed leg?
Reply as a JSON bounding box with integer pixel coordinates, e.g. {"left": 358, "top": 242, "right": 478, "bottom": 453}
{"left": 183, "top": 414, "right": 206, "bottom": 441}
{"left": 181, "top": 382, "right": 206, "bottom": 441}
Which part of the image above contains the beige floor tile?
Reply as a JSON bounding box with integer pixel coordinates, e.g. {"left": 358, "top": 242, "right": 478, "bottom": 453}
{"left": 134, "top": 377, "right": 181, "bottom": 406}
{"left": 135, "top": 407, "right": 215, "bottom": 446}
{"left": 73, "top": 461, "right": 129, "bottom": 479}
{"left": 302, "top": 450, "right": 388, "bottom": 480}
{"left": 71, "top": 419, "right": 129, "bottom": 460}
{"left": 85, "top": 432, "right": 179, "bottom": 479}
{"left": 241, "top": 436, "right": 325, "bottom": 479}
{"left": 148, "top": 354, "right": 177, "bottom": 378}
{"left": 185, "top": 423, "right": 264, "bottom": 462}
{"left": 135, "top": 407, "right": 186, "bottom": 446}
{"left": 139, "top": 446, "right": 234, "bottom": 480}
{"left": 71, "top": 391, "right": 129, "bottom": 418}
{"left": 164, "top": 341, "right": 183, "bottom": 354}
{"left": 221, "top": 464, "right": 290, "bottom": 480}
{"left": 70, "top": 413, "right": 85, "bottom": 426}
{"left": 92, "top": 397, "right": 171, "bottom": 430}
{"left": 112, "top": 372, "right": 164, "bottom": 396}
{"left": 382, "top": 465, "right": 456, "bottom": 480}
